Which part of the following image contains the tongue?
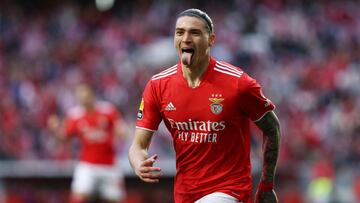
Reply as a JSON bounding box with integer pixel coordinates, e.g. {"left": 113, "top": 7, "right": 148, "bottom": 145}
{"left": 181, "top": 52, "right": 193, "bottom": 66}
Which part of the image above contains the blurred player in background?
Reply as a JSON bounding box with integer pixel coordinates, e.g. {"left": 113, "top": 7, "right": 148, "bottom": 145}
{"left": 128, "top": 8, "right": 281, "bottom": 203}
{"left": 48, "top": 84, "right": 127, "bottom": 203}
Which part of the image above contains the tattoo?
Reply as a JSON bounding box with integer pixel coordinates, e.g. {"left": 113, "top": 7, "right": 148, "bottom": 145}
{"left": 255, "top": 111, "right": 281, "bottom": 183}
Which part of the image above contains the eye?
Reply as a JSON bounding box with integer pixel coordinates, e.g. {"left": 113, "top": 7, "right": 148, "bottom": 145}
{"left": 176, "top": 30, "right": 184, "bottom": 36}
{"left": 190, "top": 30, "right": 201, "bottom": 36}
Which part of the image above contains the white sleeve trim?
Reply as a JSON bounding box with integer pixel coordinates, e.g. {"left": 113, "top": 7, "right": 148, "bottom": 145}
{"left": 253, "top": 109, "right": 274, "bottom": 123}
{"left": 135, "top": 126, "right": 157, "bottom": 132}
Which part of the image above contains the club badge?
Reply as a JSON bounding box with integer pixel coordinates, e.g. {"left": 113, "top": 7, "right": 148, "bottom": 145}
{"left": 209, "top": 94, "right": 224, "bottom": 115}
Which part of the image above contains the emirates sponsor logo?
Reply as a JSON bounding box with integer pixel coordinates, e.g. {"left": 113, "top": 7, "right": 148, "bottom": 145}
{"left": 167, "top": 118, "right": 226, "bottom": 143}
{"left": 168, "top": 118, "right": 225, "bottom": 131}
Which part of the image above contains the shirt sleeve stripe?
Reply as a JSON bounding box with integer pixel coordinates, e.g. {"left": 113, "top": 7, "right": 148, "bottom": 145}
{"left": 215, "top": 64, "right": 243, "bottom": 76}
{"left": 152, "top": 70, "right": 177, "bottom": 80}
{"left": 217, "top": 61, "right": 242, "bottom": 72}
{"left": 214, "top": 67, "right": 241, "bottom": 78}
{"left": 152, "top": 65, "right": 177, "bottom": 78}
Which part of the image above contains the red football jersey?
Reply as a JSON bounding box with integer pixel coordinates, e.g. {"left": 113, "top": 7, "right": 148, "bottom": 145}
{"left": 136, "top": 58, "right": 275, "bottom": 203}
{"left": 64, "top": 101, "right": 121, "bottom": 165}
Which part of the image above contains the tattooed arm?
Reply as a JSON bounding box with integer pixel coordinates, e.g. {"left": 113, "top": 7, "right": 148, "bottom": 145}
{"left": 254, "top": 111, "right": 281, "bottom": 203}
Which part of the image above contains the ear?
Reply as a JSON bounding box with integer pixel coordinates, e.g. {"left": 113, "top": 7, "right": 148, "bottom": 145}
{"left": 208, "top": 33, "right": 215, "bottom": 47}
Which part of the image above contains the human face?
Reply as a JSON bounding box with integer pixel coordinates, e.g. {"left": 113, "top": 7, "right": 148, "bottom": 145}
{"left": 76, "top": 84, "right": 95, "bottom": 109}
{"left": 174, "top": 16, "right": 215, "bottom": 68}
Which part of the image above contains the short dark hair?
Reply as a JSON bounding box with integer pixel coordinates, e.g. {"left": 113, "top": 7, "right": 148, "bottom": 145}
{"left": 177, "top": 8, "right": 214, "bottom": 33}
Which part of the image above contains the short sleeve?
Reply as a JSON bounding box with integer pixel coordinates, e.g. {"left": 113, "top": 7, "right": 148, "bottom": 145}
{"left": 238, "top": 73, "right": 275, "bottom": 121}
{"left": 136, "top": 80, "right": 162, "bottom": 131}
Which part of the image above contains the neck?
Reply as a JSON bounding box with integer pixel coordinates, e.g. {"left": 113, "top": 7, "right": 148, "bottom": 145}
{"left": 83, "top": 103, "right": 94, "bottom": 111}
{"left": 182, "top": 56, "right": 210, "bottom": 88}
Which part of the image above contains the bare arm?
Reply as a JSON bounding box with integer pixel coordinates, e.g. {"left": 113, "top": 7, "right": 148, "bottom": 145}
{"left": 114, "top": 120, "right": 129, "bottom": 140}
{"left": 47, "top": 114, "right": 69, "bottom": 142}
{"left": 128, "top": 128, "right": 162, "bottom": 183}
{"left": 254, "top": 111, "right": 281, "bottom": 203}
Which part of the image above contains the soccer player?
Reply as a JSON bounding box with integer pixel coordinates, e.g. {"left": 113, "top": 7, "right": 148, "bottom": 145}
{"left": 128, "top": 8, "right": 280, "bottom": 203}
{"left": 48, "top": 84, "right": 127, "bottom": 203}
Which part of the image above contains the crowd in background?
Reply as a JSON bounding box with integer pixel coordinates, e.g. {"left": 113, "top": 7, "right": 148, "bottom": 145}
{"left": 0, "top": 0, "right": 360, "bottom": 202}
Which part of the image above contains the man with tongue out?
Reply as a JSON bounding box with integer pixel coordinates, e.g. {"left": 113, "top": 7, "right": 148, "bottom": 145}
{"left": 176, "top": 10, "right": 214, "bottom": 88}
{"left": 129, "top": 8, "right": 281, "bottom": 203}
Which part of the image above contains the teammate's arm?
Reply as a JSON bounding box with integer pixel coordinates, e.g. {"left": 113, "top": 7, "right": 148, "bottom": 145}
{"left": 47, "top": 114, "right": 69, "bottom": 142}
{"left": 114, "top": 120, "right": 128, "bottom": 140}
{"left": 128, "top": 128, "right": 162, "bottom": 183}
{"left": 254, "top": 111, "right": 281, "bottom": 203}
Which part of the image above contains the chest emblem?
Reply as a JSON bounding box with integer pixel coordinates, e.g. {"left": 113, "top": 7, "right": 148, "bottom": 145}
{"left": 209, "top": 94, "right": 224, "bottom": 115}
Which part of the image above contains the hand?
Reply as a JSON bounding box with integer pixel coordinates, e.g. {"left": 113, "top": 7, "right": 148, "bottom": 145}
{"left": 254, "top": 189, "right": 278, "bottom": 203}
{"left": 135, "top": 154, "right": 162, "bottom": 183}
{"left": 47, "top": 114, "right": 61, "bottom": 132}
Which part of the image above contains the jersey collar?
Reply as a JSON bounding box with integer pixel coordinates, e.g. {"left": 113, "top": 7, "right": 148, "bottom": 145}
{"left": 177, "top": 57, "right": 216, "bottom": 88}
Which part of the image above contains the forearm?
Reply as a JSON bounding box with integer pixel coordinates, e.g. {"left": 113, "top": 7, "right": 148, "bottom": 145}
{"left": 261, "top": 128, "right": 280, "bottom": 183}
{"left": 128, "top": 144, "right": 149, "bottom": 170}
{"left": 128, "top": 129, "right": 162, "bottom": 183}
{"left": 128, "top": 128, "right": 154, "bottom": 171}
{"left": 255, "top": 111, "right": 281, "bottom": 183}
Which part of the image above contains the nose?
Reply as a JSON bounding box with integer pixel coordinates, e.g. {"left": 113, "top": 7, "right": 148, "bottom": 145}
{"left": 182, "top": 32, "right": 192, "bottom": 43}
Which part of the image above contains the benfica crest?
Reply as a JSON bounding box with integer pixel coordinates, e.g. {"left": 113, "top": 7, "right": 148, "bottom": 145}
{"left": 209, "top": 95, "right": 224, "bottom": 115}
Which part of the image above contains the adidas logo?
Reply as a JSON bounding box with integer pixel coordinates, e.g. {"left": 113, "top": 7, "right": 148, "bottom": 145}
{"left": 165, "top": 102, "right": 176, "bottom": 111}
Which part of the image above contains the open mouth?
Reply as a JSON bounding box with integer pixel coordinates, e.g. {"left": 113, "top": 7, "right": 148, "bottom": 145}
{"left": 181, "top": 48, "right": 195, "bottom": 54}
{"left": 181, "top": 48, "right": 195, "bottom": 66}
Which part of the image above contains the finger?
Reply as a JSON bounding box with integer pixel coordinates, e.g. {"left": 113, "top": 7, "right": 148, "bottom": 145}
{"left": 141, "top": 155, "right": 158, "bottom": 167}
{"left": 141, "top": 177, "right": 160, "bottom": 183}
{"left": 147, "top": 154, "right": 158, "bottom": 163}
{"left": 139, "top": 166, "right": 161, "bottom": 173}
{"left": 149, "top": 154, "right": 158, "bottom": 160}
{"left": 138, "top": 172, "right": 162, "bottom": 183}
{"left": 140, "top": 171, "right": 163, "bottom": 179}
{"left": 140, "top": 159, "right": 154, "bottom": 167}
